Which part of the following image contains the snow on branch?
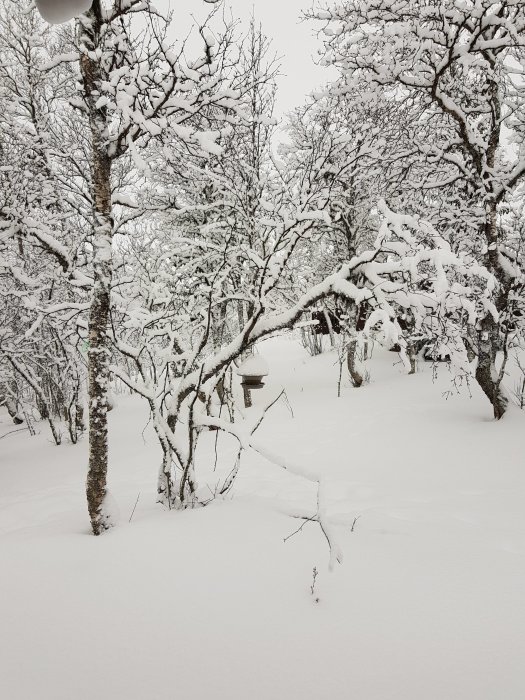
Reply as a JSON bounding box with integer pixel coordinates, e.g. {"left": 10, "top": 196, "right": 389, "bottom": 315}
{"left": 195, "top": 399, "right": 343, "bottom": 569}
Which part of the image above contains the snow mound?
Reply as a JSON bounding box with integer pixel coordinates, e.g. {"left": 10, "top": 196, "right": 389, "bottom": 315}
{"left": 237, "top": 354, "right": 269, "bottom": 376}
{"left": 36, "top": 0, "right": 91, "bottom": 24}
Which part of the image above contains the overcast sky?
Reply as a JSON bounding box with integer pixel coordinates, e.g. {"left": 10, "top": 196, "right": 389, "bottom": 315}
{"left": 153, "top": 0, "right": 333, "bottom": 119}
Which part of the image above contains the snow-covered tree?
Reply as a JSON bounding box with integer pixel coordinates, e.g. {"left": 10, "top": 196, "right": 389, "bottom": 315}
{"left": 106, "top": 22, "right": 336, "bottom": 508}
{"left": 73, "top": 0, "right": 252, "bottom": 534}
{"left": 6, "top": 0, "right": 249, "bottom": 533}
{"left": 310, "top": 0, "right": 525, "bottom": 417}
{"left": 283, "top": 91, "right": 396, "bottom": 373}
{"left": 0, "top": 1, "right": 89, "bottom": 443}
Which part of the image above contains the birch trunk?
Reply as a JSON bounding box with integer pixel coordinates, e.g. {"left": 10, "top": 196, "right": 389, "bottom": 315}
{"left": 476, "top": 303, "right": 508, "bottom": 421}
{"left": 474, "top": 69, "right": 509, "bottom": 419}
{"left": 79, "top": 1, "right": 114, "bottom": 535}
{"left": 477, "top": 198, "right": 509, "bottom": 420}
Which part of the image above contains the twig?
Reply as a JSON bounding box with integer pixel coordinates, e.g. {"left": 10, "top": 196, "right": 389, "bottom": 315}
{"left": 283, "top": 514, "right": 318, "bottom": 543}
{"left": 310, "top": 566, "right": 319, "bottom": 602}
{"left": 196, "top": 406, "right": 344, "bottom": 569}
{"left": 281, "top": 389, "right": 295, "bottom": 418}
{"left": 0, "top": 427, "right": 29, "bottom": 440}
{"left": 250, "top": 389, "right": 285, "bottom": 435}
{"left": 129, "top": 492, "right": 141, "bottom": 523}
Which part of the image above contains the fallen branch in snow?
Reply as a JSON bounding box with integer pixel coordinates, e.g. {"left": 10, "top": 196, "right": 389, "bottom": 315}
{"left": 195, "top": 408, "right": 344, "bottom": 569}
{"left": 215, "top": 389, "right": 286, "bottom": 499}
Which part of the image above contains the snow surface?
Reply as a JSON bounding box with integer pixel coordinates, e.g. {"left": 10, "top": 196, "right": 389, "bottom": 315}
{"left": 1, "top": 335, "right": 524, "bottom": 699}
{"left": 35, "top": 0, "right": 91, "bottom": 24}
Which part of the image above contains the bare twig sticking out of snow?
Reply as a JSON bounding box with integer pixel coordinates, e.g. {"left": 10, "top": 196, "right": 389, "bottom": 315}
{"left": 129, "top": 492, "right": 141, "bottom": 523}
{"left": 283, "top": 514, "right": 318, "bottom": 543}
{"left": 310, "top": 567, "right": 319, "bottom": 603}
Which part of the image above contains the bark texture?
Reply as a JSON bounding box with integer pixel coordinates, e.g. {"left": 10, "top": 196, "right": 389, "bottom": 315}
{"left": 475, "top": 66, "right": 509, "bottom": 420}
{"left": 79, "top": 1, "right": 114, "bottom": 535}
{"left": 346, "top": 339, "right": 364, "bottom": 388}
{"left": 475, "top": 314, "right": 508, "bottom": 420}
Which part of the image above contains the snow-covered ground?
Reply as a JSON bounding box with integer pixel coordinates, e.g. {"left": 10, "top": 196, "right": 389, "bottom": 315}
{"left": 1, "top": 335, "right": 524, "bottom": 700}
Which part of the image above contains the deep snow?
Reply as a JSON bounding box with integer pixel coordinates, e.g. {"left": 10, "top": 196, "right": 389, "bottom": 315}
{"left": 1, "top": 335, "right": 524, "bottom": 699}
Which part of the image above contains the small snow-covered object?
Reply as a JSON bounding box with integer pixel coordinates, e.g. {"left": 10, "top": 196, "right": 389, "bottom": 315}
{"left": 237, "top": 355, "right": 269, "bottom": 377}
{"left": 237, "top": 355, "right": 269, "bottom": 388}
{"left": 36, "top": 0, "right": 91, "bottom": 24}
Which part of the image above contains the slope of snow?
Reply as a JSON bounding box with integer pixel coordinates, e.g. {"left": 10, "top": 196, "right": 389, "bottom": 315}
{"left": 1, "top": 335, "right": 524, "bottom": 699}
{"left": 36, "top": 0, "right": 91, "bottom": 24}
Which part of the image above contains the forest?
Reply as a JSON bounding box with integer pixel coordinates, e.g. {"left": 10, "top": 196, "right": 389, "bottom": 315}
{"left": 1, "top": 1, "right": 524, "bottom": 698}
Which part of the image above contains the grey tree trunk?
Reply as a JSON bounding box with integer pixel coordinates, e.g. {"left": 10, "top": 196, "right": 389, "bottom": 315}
{"left": 407, "top": 342, "right": 417, "bottom": 375}
{"left": 346, "top": 305, "right": 365, "bottom": 387}
{"left": 346, "top": 338, "right": 364, "bottom": 388}
{"left": 475, "top": 313, "right": 508, "bottom": 420}
{"left": 473, "top": 68, "right": 509, "bottom": 420}
{"left": 476, "top": 196, "right": 509, "bottom": 420}
{"left": 156, "top": 431, "right": 174, "bottom": 508}
{"left": 79, "top": 1, "right": 114, "bottom": 535}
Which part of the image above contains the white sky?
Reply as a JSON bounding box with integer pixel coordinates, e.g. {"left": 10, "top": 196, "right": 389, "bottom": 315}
{"left": 154, "top": 0, "right": 332, "bottom": 119}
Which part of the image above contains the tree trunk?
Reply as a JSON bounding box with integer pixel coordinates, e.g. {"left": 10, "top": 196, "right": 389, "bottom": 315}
{"left": 472, "top": 70, "right": 509, "bottom": 420}
{"left": 346, "top": 304, "right": 366, "bottom": 387}
{"left": 475, "top": 313, "right": 508, "bottom": 420}
{"left": 474, "top": 189, "right": 509, "bottom": 419}
{"left": 322, "top": 308, "right": 336, "bottom": 348}
{"left": 79, "top": 2, "right": 115, "bottom": 535}
{"left": 407, "top": 342, "right": 417, "bottom": 375}
{"left": 156, "top": 434, "right": 175, "bottom": 508}
{"left": 347, "top": 338, "right": 364, "bottom": 387}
